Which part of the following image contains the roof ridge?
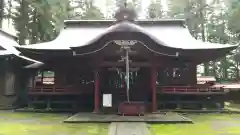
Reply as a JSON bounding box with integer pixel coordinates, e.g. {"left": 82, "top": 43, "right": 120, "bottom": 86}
{"left": 64, "top": 19, "right": 185, "bottom": 27}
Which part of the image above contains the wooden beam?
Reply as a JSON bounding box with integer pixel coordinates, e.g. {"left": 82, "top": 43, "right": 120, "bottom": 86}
{"left": 101, "top": 61, "right": 154, "bottom": 67}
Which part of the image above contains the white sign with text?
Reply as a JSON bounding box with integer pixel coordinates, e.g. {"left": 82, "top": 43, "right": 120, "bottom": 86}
{"left": 102, "top": 94, "right": 112, "bottom": 107}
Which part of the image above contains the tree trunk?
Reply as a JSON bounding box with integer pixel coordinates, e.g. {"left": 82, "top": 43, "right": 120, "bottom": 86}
{"left": 7, "top": 0, "right": 12, "bottom": 27}
{"left": 0, "top": 0, "right": 4, "bottom": 28}
{"left": 212, "top": 61, "right": 217, "bottom": 77}
{"left": 222, "top": 57, "right": 228, "bottom": 80}
{"left": 38, "top": 19, "right": 44, "bottom": 41}
{"left": 31, "top": 9, "right": 38, "bottom": 44}
{"left": 18, "top": 0, "right": 29, "bottom": 45}
{"left": 236, "top": 62, "right": 240, "bottom": 81}
{"left": 199, "top": 0, "right": 209, "bottom": 76}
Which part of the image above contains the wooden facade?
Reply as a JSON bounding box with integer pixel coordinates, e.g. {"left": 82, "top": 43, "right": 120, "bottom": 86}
{"left": 14, "top": 8, "right": 238, "bottom": 114}
{"left": 0, "top": 29, "right": 43, "bottom": 109}
{"left": 0, "top": 31, "right": 22, "bottom": 108}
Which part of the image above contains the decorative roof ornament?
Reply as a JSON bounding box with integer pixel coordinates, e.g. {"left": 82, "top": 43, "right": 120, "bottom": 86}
{"left": 114, "top": 1, "right": 137, "bottom": 22}
{"left": 114, "top": 40, "right": 138, "bottom": 46}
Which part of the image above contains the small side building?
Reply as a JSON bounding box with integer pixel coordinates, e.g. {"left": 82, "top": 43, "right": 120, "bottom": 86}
{"left": 0, "top": 29, "right": 42, "bottom": 108}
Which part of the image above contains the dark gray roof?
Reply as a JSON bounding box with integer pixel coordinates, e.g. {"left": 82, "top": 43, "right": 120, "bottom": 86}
{"left": 0, "top": 29, "right": 43, "bottom": 64}
{"left": 0, "top": 46, "right": 5, "bottom": 50}
{"left": 16, "top": 20, "right": 237, "bottom": 51}
{"left": 0, "top": 29, "right": 18, "bottom": 56}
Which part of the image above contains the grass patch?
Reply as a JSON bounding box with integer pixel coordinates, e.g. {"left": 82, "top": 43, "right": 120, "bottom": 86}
{"left": 150, "top": 114, "right": 240, "bottom": 135}
{"left": 0, "top": 111, "right": 108, "bottom": 135}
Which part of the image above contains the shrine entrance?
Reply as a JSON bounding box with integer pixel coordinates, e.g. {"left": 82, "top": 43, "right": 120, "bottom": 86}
{"left": 101, "top": 67, "right": 152, "bottom": 112}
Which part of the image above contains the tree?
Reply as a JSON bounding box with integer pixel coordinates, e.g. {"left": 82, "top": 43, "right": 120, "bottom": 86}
{"left": 147, "top": 0, "right": 164, "bottom": 19}
{"left": 81, "top": 0, "right": 104, "bottom": 20}
{"left": 0, "top": 0, "right": 4, "bottom": 28}
{"left": 127, "top": 0, "right": 142, "bottom": 16}
{"left": 12, "top": 0, "right": 30, "bottom": 44}
{"left": 105, "top": 0, "right": 117, "bottom": 19}
{"left": 167, "top": 0, "right": 192, "bottom": 18}
{"left": 227, "top": 0, "right": 240, "bottom": 81}
{"left": 67, "top": 0, "right": 104, "bottom": 20}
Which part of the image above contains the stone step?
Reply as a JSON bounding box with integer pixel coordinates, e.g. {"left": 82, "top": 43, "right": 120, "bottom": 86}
{"left": 108, "top": 122, "right": 151, "bottom": 135}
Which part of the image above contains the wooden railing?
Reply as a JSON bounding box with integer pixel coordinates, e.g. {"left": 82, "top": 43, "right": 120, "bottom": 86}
{"left": 28, "top": 85, "right": 82, "bottom": 95}
{"left": 159, "top": 86, "right": 226, "bottom": 94}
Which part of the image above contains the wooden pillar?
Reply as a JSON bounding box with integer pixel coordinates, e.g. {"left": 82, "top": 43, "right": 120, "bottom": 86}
{"left": 188, "top": 64, "right": 197, "bottom": 85}
{"left": 93, "top": 70, "right": 100, "bottom": 113}
{"left": 151, "top": 66, "right": 157, "bottom": 112}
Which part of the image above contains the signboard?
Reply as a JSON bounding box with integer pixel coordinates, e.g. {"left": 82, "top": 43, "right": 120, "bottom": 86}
{"left": 103, "top": 94, "right": 112, "bottom": 107}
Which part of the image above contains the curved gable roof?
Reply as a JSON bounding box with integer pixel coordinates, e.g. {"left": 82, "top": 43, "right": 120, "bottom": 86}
{"left": 13, "top": 19, "right": 238, "bottom": 64}
{"left": 69, "top": 21, "right": 237, "bottom": 50}
{"left": 16, "top": 20, "right": 237, "bottom": 51}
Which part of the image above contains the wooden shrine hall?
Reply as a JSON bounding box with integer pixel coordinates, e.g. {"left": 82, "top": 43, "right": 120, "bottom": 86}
{"left": 14, "top": 8, "right": 238, "bottom": 115}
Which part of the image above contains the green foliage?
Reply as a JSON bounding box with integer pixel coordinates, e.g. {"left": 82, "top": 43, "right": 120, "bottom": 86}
{"left": 147, "top": 0, "right": 164, "bottom": 19}
{"left": 11, "top": 0, "right": 105, "bottom": 44}
{"left": 67, "top": 0, "right": 104, "bottom": 20}
{"left": 228, "top": 8, "right": 240, "bottom": 34}
{"left": 81, "top": 1, "right": 104, "bottom": 20}
{"left": 126, "top": 0, "right": 142, "bottom": 17}
{"left": 167, "top": 0, "right": 192, "bottom": 18}
{"left": 231, "top": 0, "right": 240, "bottom": 9}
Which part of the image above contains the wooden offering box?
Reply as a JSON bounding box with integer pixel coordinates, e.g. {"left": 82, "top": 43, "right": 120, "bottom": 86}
{"left": 118, "top": 101, "right": 145, "bottom": 116}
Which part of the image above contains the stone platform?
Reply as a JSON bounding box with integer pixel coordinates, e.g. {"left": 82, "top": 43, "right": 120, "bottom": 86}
{"left": 160, "top": 109, "right": 240, "bottom": 114}
{"left": 64, "top": 112, "right": 193, "bottom": 124}
{"left": 14, "top": 108, "right": 75, "bottom": 113}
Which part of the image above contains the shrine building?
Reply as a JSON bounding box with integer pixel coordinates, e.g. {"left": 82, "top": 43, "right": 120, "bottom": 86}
{"left": 13, "top": 8, "right": 238, "bottom": 115}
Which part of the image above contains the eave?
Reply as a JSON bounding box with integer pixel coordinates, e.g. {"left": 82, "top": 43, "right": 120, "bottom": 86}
{"left": 0, "top": 29, "right": 43, "bottom": 65}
